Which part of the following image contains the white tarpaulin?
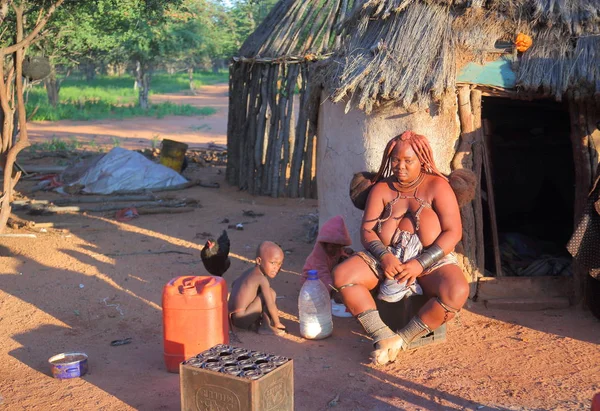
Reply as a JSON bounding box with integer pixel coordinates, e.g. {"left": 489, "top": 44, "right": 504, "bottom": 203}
{"left": 68, "top": 147, "right": 188, "bottom": 194}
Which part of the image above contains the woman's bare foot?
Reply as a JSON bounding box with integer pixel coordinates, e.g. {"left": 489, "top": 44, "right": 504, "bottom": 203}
{"left": 370, "top": 334, "right": 405, "bottom": 365}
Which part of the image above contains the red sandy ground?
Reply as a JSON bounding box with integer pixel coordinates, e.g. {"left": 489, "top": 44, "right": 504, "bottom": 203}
{"left": 0, "top": 85, "right": 598, "bottom": 410}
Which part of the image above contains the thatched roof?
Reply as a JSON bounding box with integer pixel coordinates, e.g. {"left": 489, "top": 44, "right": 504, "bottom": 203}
{"left": 238, "top": 0, "right": 600, "bottom": 113}
{"left": 238, "top": 0, "right": 353, "bottom": 58}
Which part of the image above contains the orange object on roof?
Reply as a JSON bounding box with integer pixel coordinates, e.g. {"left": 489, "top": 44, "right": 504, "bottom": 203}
{"left": 515, "top": 33, "right": 533, "bottom": 52}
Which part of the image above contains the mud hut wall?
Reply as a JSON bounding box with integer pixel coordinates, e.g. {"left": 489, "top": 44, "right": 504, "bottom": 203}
{"left": 317, "top": 94, "right": 460, "bottom": 250}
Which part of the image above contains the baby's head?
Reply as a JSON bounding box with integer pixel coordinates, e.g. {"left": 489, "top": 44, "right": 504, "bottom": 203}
{"left": 255, "top": 241, "right": 284, "bottom": 278}
{"left": 322, "top": 242, "right": 344, "bottom": 257}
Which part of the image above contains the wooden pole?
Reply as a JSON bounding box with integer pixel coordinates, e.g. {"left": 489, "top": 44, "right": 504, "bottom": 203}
{"left": 277, "top": 64, "right": 299, "bottom": 197}
{"left": 452, "top": 85, "right": 480, "bottom": 294}
{"left": 289, "top": 63, "right": 309, "bottom": 197}
{"left": 303, "top": 80, "right": 320, "bottom": 198}
{"left": 253, "top": 66, "right": 270, "bottom": 195}
{"left": 471, "top": 89, "right": 485, "bottom": 278}
{"left": 264, "top": 64, "right": 281, "bottom": 196}
{"left": 568, "top": 100, "right": 600, "bottom": 304}
{"left": 482, "top": 119, "right": 503, "bottom": 277}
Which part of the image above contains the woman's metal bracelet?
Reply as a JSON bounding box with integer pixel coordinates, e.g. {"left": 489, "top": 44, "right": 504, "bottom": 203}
{"left": 367, "top": 240, "right": 390, "bottom": 260}
{"left": 416, "top": 244, "right": 444, "bottom": 269}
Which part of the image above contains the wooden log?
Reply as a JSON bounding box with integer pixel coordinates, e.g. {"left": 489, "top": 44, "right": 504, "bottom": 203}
{"left": 282, "top": 1, "right": 319, "bottom": 55}
{"left": 452, "top": 85, "right": 475, "bottom": 170}
{"left": 136, "top": 207, "right": 196, "bottom": 215}
{"left": 477, "top": 276, "right": 570, "bottom": 301}
{"left": 263, "top": 64, "right": 282, "bottom": 196}
{"left": 27, "top": 200, "right": 190, "bottom": 214}
{"left": 569, "top": 100, "right": 593, "bottom": 220}
{"left": 109, "top": 180, "right": 202, "bottom": 195}
{"left": 276, "top": 64, "right": 299, "bottom": 197}
{"left": 241, "top": 0, "right": 291, "bottom": 57}
{"left": 568, "top": 100, "right": 600, "bottom": 304}
{"left": 333, "top": 0, "right": 349, "bottom": 49}
{"left": 5, "top": 164, "right": 66, "bottom": 174}
{"left": 302, "top": 0, "right": 334, "bottom": 52}
{"left": 229, "top": 62, "right": 243, "bottom": 185}
{"left": 104, "top": 250, "right": 194, "bottom": 257}
{"left": 8, "top": 213, "right": 32, "bottom": 228}
{"left": 470, "top": 89, "right": 485, "bottom": 279}
{"left": 232, "top": 55, "right": 332, "bottom": 64}
{"left": 482, "top": 119, "right": 503, "bottom": 277}
{"left": 267, "top": 0, "right": 306, "bottom": 55}
{"left": 262, "top": 0, "right": 305, "bottom": 55}
{"left": 453, "top": 85, "right": 479, "bottom": 294}
{"left": 289, "top": 63, "right": 310, "bottom": 197}
{"left": 51, "top": 194, "right": 160, "bottom": 205}
{"left": 241, "top": 64, "right": 261, "bottom": 193}
{"left": 271, "top": 64, "right": 290, "bottom": 198}
{"left": 585, "top": 101, "right": 600, "bottom": 175}
{"left": 226, "top": 62, "right": 241, "bottom": 185}
{"left": 318, "top": 0, "right": 341, "bottom": 51}
{"left": 254, "top": 66, "right": 270, "bottom": 195}
{"left": 30, "top": 221, "right": 83, "bottom": 228}
{"left": 303, "top": 80, "right": 320, "bottom": 198}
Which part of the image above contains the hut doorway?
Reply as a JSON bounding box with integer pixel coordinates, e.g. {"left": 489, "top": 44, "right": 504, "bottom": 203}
{"left": 481, "top": 97, "right": 574, "bottom": 278}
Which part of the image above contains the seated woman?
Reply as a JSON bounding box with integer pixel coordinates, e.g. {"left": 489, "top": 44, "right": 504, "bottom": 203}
{"left": 332, "top": 131, "right": 469, "bottom": 365}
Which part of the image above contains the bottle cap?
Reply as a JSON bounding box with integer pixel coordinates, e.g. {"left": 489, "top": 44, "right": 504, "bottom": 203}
{"left": 307, "top": 269, "right": 318, "bottom": 280}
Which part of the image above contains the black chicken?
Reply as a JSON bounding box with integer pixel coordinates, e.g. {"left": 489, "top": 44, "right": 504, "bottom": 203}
{"left": 200, "top": 230, "right": 231, "bottom": 276}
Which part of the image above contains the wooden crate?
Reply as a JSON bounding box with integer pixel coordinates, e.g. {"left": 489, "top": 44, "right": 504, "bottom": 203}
{"left": 180, "top": 356, "right": 293, "bottom": 411}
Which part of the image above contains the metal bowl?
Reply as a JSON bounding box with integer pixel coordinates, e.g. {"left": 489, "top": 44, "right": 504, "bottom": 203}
{"left": 49, "top": 352, "right": 88, "bottom": 379}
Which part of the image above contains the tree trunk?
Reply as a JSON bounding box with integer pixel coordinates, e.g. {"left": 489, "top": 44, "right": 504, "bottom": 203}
{"left": 211, "top": 59, "right": 220, "bottom": 74}
{"left": 44, "top": 69, "right": 60, "bottom": 108}
{"left": 188, "top": 67, "right": 194, "bottom": 91}
{"left": 0, "top": 0, "right": 64, "bottom": 232}
{"left": 135, "top": 60, "right": 150, "bottom": 110}
{"left": 83, "top": 62, "right": 96, "bottom": 81}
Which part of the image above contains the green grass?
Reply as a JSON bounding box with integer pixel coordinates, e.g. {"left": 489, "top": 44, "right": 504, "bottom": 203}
{"left": 29, "top": 136, "right": 81, "bottom": 152}
{"left": 26, "top": 71, "right": 227, "bottom": 121}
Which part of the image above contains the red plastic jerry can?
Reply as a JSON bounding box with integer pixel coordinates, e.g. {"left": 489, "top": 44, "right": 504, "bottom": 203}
{"left": 162, "top": 276, "right": 229, "bottom": 373}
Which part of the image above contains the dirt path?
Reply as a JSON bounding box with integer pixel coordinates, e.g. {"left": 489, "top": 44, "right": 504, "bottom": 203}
{"left": 27, "top": 84, "right": 230, "bottom": 151}
{"left": 0, "top": 84, "right": 599, "bottom": 410}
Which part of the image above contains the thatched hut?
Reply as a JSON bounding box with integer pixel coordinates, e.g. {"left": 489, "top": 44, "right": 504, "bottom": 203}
{"left": 227, "top": 0, "right": 600, "bottom": 306}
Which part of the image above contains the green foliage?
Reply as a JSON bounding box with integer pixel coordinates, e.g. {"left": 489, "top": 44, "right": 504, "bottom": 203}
{"left": 29, "top": 136, "right": 81, "bottom": 152}
{"left": 25, "top": 71, "right": 223, "bottom": 121}
{"left": 28, "top": 99, "right": 217, "bottom": 121}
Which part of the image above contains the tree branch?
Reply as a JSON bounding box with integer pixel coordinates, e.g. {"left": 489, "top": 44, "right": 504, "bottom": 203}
{"left": 3, "top": 0, "right": 65, "bottom": 55}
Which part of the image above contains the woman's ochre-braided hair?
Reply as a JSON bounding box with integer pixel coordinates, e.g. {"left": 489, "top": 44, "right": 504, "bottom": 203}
{"left": 371, "top": 131, "right": 446, "bottom": 183}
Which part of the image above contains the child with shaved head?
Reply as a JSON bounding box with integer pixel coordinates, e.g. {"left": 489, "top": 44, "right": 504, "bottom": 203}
{"left": 228, "top": 241, "right": 286, "bottom": 336}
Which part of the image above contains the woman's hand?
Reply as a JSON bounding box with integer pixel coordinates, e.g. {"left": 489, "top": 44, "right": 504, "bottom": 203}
{"left": 394, "top": 260, "right": 424, "bottom": 286}
{"left": 380, "top": 253, "right": 403, "bottom": 280}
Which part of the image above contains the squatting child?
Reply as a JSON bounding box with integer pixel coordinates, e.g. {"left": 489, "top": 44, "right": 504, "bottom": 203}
{"left": 228, "top": 241, "right": 286, "bottom": 336}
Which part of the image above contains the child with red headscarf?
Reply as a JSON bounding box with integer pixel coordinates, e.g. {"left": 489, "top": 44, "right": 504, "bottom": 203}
{"left": 302, "top": 215, "right": 354, "bottom": 317}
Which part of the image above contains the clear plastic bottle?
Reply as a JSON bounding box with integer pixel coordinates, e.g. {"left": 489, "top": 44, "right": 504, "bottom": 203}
{"left": 298, "top": 269, "right": 333, "bottom": 339}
